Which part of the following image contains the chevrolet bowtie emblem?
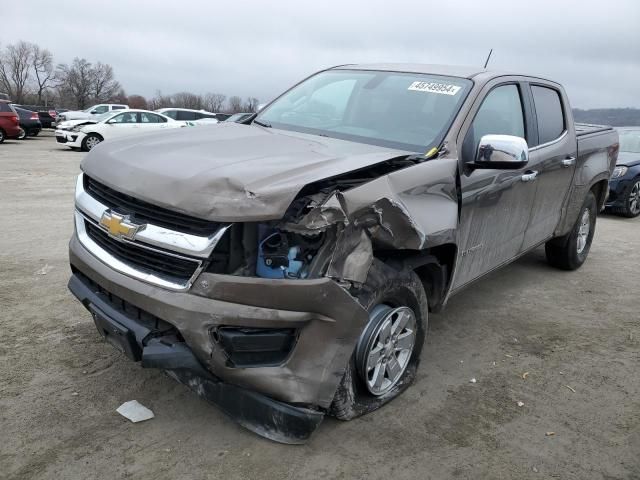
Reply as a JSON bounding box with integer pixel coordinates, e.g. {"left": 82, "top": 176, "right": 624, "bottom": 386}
{"left": 99, "top": 211, "right": 144, "bottom": 240}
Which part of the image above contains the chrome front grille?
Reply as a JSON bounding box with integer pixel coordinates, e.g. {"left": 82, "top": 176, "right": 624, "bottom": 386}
{"left": 74, "top": 173, "right": 229, "bottom": 290}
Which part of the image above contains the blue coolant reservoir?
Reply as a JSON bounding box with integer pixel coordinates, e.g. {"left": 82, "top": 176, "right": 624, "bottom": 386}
{"left": 256, "top": 231, "right": 305, "bottom": 279}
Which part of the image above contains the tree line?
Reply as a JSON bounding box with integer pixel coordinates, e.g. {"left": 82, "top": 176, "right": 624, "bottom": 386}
{"left": 0, "top": 40, "right": 258, "bottom": 113}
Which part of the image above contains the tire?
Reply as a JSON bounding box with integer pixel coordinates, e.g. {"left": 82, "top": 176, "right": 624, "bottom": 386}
{"left": 329, "top": 260, "right": 428, "bottom": 420}
{"left": 29, "top": 130, "right": 39, "bottom": 137}
{"left": 545, "top": 191, "right": 597, "bottom": 270}
{"left": 81, "top": 133, "right": 103, "bottom": 151}
{"left": 17, "top": 128, "right": 26, "bottom": 140}
{"left": 612, "top": 178, "right": 640, "bottom": 218}
{"left": 0, "top": 129, "right": 5, "bottom": 143}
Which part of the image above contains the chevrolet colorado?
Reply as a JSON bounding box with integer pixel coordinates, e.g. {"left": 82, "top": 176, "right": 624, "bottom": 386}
{"left": 68, "top": 64, "right": 619, "bottom": 443}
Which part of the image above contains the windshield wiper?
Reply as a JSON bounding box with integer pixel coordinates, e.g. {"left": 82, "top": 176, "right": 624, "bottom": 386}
{"left": 253, "top": 119, "right": 272, "bottom": 128}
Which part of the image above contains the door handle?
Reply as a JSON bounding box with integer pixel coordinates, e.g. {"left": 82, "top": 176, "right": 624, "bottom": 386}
{"left": 521, "top": 171, "right": 539, "bottom": 182}
{"left": 562, "top": 157, "right": 575, "bottom": 167}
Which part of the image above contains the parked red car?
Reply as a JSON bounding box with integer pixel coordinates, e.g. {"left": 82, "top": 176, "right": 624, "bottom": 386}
{"left": 0, "top": 100, "right": 21, "bottom": 142}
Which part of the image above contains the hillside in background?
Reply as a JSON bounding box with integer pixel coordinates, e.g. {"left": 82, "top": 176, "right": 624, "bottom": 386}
{"left": 572, "top": 108, "right": 640, "bottom": 127}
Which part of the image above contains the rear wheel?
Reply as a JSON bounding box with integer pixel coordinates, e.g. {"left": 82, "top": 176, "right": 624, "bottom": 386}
{"left": 29, "top": 130, "right": 39, "bottom": 137}
{"left": 612, "top": 178, "right": 640, "bottom": 218}
{"left": 329, "top": 260, "right": 428, "bottom": 420}
{"left": 0, "top": 129, "right": 5, "bottom": 143}
{"left": 545, "top": 191, "right": 597, "bottom": 270}
{"left": 82, "top": 133, "right": 103, "bottom": 151}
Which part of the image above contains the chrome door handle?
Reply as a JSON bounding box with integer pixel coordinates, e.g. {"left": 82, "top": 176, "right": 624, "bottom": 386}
{"left": 521, "top": 171, "right": 538, "bottom": 182}
{"left": 562, "top": 157, "right": 576, "bottom": 167}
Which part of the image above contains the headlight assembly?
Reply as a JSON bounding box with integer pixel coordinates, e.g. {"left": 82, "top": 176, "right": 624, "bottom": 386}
{"left": 611, "top": 166, "right": 628, "bottom": 179}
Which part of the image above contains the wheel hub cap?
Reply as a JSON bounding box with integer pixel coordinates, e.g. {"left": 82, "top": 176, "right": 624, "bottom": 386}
{"left": 630, "top": 182, "right": 640, "bottom": 215}
{"left": 358, "top": 305, "right": 417, "bottom": 396}
{"left": 577, "top": 208, "right": 590, "bottom": 254}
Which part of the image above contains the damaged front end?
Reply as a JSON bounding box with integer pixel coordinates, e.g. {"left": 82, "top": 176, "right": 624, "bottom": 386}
{"left": 69, "top": 145, "right": 459, "bottom": 443}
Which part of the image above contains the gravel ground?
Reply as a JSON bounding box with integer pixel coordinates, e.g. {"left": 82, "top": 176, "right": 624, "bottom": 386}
{"left": 1, "top": 131, "right": 638, "bottom": 480}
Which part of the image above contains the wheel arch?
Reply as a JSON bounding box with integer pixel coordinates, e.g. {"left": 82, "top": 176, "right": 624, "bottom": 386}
{"left": 376, "top": 242, "right": 457, "bottom": 313}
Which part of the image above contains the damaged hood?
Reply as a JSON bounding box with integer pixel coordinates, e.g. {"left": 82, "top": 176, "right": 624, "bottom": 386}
{"left": 81, "top": 123, "right": 411, "bottom": 221}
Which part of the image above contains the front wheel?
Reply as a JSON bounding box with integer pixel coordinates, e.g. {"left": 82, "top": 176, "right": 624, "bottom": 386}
{"left": 329, "top": 260, "right": 428, "bottom": 420}
{"left": 81, "top": 133, "right": 103, "bottom": 151}
{"left": 545, "top": 191, "right": 597, "bottom": 270}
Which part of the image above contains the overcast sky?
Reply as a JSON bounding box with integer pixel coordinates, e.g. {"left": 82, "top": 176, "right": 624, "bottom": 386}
{"left": 3, "top": 0, "right": 639, "bottom": 108}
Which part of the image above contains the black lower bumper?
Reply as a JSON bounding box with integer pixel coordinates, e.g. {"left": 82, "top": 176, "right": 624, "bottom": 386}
{"left": 68, "top": 273, "right": 324, "bottom": 444}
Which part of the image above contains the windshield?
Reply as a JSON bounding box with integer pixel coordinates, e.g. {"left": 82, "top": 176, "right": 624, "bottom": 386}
{"left": 256, "top": 69, "right": 472, "bottom": 152}
{"left": 619, "top": 130, "right": 640, "bottom": 153}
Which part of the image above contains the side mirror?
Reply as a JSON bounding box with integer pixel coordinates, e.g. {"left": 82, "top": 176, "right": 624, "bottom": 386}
{"left": 470, "top": 134, "right": 529, "bottom": 170}
{"left": 90, "top": 110, "right": 98, "bottom": 114}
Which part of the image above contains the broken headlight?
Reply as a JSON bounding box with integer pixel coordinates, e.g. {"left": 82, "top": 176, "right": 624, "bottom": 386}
{"left": 611, "top": 166, "right": 628, "bottom": 179}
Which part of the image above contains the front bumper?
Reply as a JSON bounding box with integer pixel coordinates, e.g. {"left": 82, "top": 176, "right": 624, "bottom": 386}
{"left": 69, "top": 233, "right": 368, "bottom": 438}
{"left": 55, "top": 129, "right": 84, "bottom": 147}
{"left": 68, "top": 271, "right": 324, "bottom": 443}
{"left": 605, "top": 177, "right": 632, "bottom": 208}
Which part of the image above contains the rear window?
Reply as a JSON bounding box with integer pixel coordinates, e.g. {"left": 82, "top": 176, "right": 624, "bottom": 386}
{"left": 532, "top": 86, "right": 565, "bottom": 145}
{"left": 176, "top": 110, "right": 198, "bottom": 121}
{"left": 0, "top": 102, "right": 15, "bottom": 113}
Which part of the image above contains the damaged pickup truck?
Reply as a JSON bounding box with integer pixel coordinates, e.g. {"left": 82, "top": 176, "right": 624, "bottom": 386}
{"left": 68, "top": 64, "right": 619, "bottom": 443}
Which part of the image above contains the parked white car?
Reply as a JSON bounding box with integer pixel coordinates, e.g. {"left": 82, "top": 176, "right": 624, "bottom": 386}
{"left": 56, "top": 104, "right": 129, "bottom": 123}
{"left": 155, "top": 107, "right": 225, "bottom": 123}
{"left": 55, "top": 109, "right": 185, "bottom": 151}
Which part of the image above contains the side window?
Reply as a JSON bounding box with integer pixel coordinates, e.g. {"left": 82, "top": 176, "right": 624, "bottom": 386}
{"left": 531, "top": 86, "right": 564, "bottom": 145}
{"left": 0, "top": 102, "right": 13, "bottom": 112}
{"left": 176, "top": 110, "right": 197, "bottom": 121}
{"left": 140, "top": 112, "right": 166, "bottom": 123}
{"left": 93, "top": 105, "right": 109, "bottom": 114}
{"left": 463, "top": 84, "right": 525, "bottom": 162}
{"left": 112, "top": 105, "right": 126, "bottom": 111}
{"left": 163, "top": 110, "right": 177, "bottom": 120}
{"left": 110, "top": 112, "right": 137, "bottom": 123}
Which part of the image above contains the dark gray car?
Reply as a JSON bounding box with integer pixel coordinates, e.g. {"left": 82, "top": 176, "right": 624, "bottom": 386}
{"left": 68, "top": 64, "right": 618, "bottom": 443}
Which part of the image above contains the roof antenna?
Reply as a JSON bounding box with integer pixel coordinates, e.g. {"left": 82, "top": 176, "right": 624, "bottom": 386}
{"left": 483, "top": 48, "right": 493, "bottom": 69}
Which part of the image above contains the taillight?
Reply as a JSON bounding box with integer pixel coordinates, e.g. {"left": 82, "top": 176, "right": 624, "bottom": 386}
{"left": 30, "top": 112, "right": 39, "bottom": 120}
{"left": 49, "top": 110, "right": 57, "bottom": 118}
{"left": 11, "top": 115, "right": 19, "bottom": 125}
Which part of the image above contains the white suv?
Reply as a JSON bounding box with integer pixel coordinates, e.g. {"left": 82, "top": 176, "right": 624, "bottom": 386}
{"left": 57, "top": 104, "right": 129, "bottom": 122}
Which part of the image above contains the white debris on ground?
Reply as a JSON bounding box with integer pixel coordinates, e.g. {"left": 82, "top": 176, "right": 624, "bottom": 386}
{"left": 35, "top": 264, "right": 53, "bottom": 275}
{"left": 116, "top": 400, "right": 155, "bottom": 423}
{"left": 516, "top": 401, "right": 525, "bottom": 407}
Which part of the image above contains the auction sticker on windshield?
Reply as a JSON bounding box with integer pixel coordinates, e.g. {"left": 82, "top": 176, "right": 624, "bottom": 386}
{"left": 408, "top": 81, "right": 461, "bottom": 95}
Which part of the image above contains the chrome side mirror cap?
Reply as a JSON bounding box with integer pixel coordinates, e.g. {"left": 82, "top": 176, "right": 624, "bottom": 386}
{"left": 471, "top": 134, "right": 529, "bottom": 170}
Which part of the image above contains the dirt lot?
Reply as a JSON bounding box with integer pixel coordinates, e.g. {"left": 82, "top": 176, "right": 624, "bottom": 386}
{"left": 1, "top": 131, "right": 638, "bottom": 480}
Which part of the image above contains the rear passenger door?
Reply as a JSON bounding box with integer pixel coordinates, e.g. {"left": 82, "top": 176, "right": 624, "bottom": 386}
{"left": 453, "top": 80, "right": 539, "bottom": 289}
{"left": 520, "top": 84, "right": 576, "bottom": 250}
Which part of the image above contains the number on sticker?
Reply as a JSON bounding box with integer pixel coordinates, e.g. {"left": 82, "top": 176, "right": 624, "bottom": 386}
{"left": 408, "top": 81, "right": 461, "bottom": 95}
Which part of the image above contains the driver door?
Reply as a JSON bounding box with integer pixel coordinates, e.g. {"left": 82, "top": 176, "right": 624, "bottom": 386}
{"left": 452, "top": 81, "right": 539, "bottom": 290}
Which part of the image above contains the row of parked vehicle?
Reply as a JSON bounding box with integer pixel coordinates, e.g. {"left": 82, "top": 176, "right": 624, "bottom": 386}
{"left": 53, "top": 104, "right": 254, "bottom": 151}
{"left": 0, "top": 99, "right": 254, "bottom": 144}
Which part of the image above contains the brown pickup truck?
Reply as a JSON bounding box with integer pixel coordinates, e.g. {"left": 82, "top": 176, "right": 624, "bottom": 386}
{"left": 68, "top": 64, "right": 619, "bottom": 443}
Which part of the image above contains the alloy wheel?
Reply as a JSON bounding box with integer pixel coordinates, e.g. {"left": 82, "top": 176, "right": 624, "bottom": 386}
{"left": 576, "top": 208, "right": 591, "bottom": 254}
{"left": 85, "top": 136, "right": 101, "bottom": 150}
{"left": 357, "top": 305, "right": 417, "bottom": 396}
{"left": 628, "top": 181, "right": 640, "bottom": 215}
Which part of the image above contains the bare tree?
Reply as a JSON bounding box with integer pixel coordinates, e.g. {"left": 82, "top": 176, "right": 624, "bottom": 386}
{"left": 31, "top": 45, "right": 54, "bottom": 105}
{"left": 0, "top": 41, "right": 34, "bottom": 103}
{"left": 127, "top": 94, "right": 148, "bottom": 109}
{"left": 243, "top": 97, "right": 260, "bottom": 113}
{"left": 147, "top": 90, "right": 173, "bottom": 110}
{"left": 227, "top": 96, "right": 243, "bottom": 113}
{"left": 56, "top": 58, "right": 94, "bottom": 109}
{"left": 171, "top": 91, "right": 203, "bottom": 109}
{"left": 203, "top": 93, "right": 226, "bottom": 112}
{"left": 91, "top": 62, "right": 121, "bottom": 102}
